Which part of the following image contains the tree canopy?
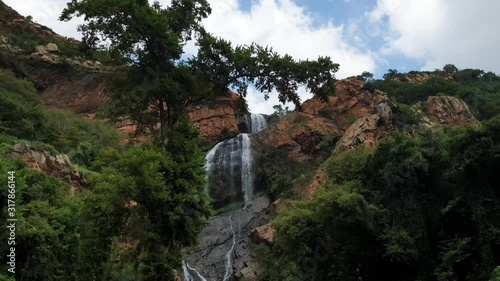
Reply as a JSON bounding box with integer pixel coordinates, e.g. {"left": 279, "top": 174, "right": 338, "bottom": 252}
{"left": 60, "top": 0, "right": 339, "bottom": 144}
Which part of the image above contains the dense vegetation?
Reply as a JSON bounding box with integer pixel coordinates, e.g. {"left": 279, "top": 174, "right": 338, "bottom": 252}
{"left": 0, "top": 69, "right": 211, "bottom": 280}
{"left": 370, "top": 66, "right": 500, "bottom": 121}
{"left": 1, "top": 0, "right": 339, "bottom": 279}
{"left": 1, "top": 0, "right": 500, "bottom": 280}
{"left": 255, "top": 118, "right": 500, "bottom": 281}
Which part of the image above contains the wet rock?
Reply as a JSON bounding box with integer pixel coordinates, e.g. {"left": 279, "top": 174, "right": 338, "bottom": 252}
{"left": 183, "top": 196, "right": 272, "bottom": 281}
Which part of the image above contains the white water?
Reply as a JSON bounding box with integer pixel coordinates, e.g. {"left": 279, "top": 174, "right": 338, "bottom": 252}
{"left": 222, "top": 216, "right": 237, "bottom": 281}
{"left": 183, "top": 261, "right": 207, "bottom": 281}
{"left": 183, "top": 114, "right": 268, "bottom": 281}
{"left": 240, "top": 133, "right": 254, "bottom": 205}
{"left": 250, "top": 113, "right": 268, "bottom": 133}
{"left": 182, "top": 261, "right": 194, "bottom": 281}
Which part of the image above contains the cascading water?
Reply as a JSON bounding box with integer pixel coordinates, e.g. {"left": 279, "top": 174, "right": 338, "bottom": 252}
{"left": 249, "top": 113, "right": 268, "bottom": 133}
{"left": 184, "top": 113, "right": 268, "bottom": 281}
{"left": 240, "top": 134, "right": 253, "bottom": 205}
{"left": 222, "top": 216, "right": 236, "bottom": 281}
{"left": 183, "top": 261, "right": 207, "bottom": 281}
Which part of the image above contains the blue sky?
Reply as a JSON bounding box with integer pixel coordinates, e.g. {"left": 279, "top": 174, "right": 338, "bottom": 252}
{"left": 5, "top": 0, "right": 500, "bottom": 114}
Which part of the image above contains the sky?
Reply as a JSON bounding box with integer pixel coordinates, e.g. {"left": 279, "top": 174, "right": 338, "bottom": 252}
{"left": 4, "top": 0, "right": 500, "bottom": 114}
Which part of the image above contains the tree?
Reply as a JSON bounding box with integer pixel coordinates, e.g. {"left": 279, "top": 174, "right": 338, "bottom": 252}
{"left": 383, "top": 69, "right": 399, "bottom": 80}
{"left": 273, "top": 104, "right": 290, "bottom": 115}
{"left": 60, "top": 0, "right": 339, "bottom": 145}
{"left": 356, "top": 71, "right": 374, "bottom": 82}
{"left": 87, "top": 123, "right": 211, "bottom": 280}
{"left": 443, "top": 64, "right": 458, "bottom": 75}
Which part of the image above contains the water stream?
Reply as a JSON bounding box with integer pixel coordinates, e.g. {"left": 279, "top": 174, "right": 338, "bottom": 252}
{"left": 183, "top": 113, "right": 268, "bottom": 281}
{"left": 222, "top": 216, "right": 236, "bottom": 281}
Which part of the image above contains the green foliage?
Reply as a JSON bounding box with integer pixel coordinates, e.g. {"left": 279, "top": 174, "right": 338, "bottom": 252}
{"left": 343, "top": 115, "right": 357, "bottom": 126}
{"left": 60, "top": 0, "right": 339, "bottom": 144}
{"left": 355, "top": 71, "right": 374, "bottom": 82}
{"left": 318, "top": 108, "right": 334, "bottom": 119}
{"left": 392, "top": 103, "right": 422, "bottom": 131}
{"left": 255, "top": 146, "right": 318, "bottom": 199}
{"left": 266, "top": 119, "right": 500, "bottom": 281}
{"left": 316, "top": 133, "right": 341, "bottom": 158}
{"left": 374, "top": 67, "right": 500, "bottom": 121}
{"left": 490, "top": 267, "right": 500, "bottom": 281}
{"left": 251, "top": 243, "right": 303, "bottom": 281}
{"left": 443, "top": 64, "right": 458, "bottom": 75}
{"left": 323, "top": 147, "right": 372, "bottom": 185}
{"left": 192, "top": 34, "right": 339, "bottom": 108}
{"left": 273, "top": 104, "right": 291, "bottom": 115}
{"left": 85, "top": 121, "right": 211, "bottom": 280}
{"left": 42, "top": 108, "right": 121, "bottom": 153}
{"left": 383, "top": 68, "right": 400, "bottom": 80}
{"left": 0, "top": 70, "right": 45, "bottom": 140}
{"left": 273, "top": 181, "right": 383, "bottom": 281}
{"left": 0, "top": 152, "right": 86, "bottom": 281}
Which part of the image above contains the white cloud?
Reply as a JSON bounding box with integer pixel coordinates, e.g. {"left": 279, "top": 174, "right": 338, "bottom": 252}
{"left": 200, "top": 0, "right": 376, "bottom": 113}
{"left": 3, "top": 0, "right": 377, "bottom": 114}
{"left": 367, "top": 0, "right": 500, "bottom": 73}
{"left": 3, "top": 0, "right": 83, "bottom": 39}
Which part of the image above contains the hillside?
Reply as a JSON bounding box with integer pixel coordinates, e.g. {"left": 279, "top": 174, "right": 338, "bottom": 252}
{"left": 0, "top": 1, "right": 499, "bottom": 281}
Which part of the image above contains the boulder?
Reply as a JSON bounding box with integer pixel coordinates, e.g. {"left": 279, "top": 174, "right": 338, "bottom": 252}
{"left": 45, "top": 43, "right": 59, "bottom": 53}
{"left": 251, "top": 223, "right": 276, "bottom": 246}
{"left": 239, "top": 267, "right": 258, "bottom": 281}
{"left": 0, "top": 35, "right": 9, "bottom": 44}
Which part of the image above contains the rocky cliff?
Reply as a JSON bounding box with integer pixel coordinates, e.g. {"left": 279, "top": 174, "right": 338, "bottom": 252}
{"left": 256, "top": 78, "right": 393, "bottom": 161}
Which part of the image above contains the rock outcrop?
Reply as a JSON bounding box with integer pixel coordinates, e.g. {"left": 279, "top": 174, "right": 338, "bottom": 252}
{"left": 420, "top": 96, "right": 480, "bottom": 128}
{"left": 305, "top": 94, "right": 480, "bottom": 199}
{"left": 257, "top": 78, "right": 393, "bottom": 161}
{"left": 9, "top": 144, "right": 83, "bottom": 193}
{"left": 333, "top": 102, "right": 392, "bottom": 155}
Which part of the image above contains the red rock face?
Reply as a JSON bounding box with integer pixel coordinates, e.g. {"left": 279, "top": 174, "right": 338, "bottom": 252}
{"left": 189, "top": 91, "right": 243, "bottom": 145}
{"left": 257, "top": 78, "right": 392, "bottom": 162}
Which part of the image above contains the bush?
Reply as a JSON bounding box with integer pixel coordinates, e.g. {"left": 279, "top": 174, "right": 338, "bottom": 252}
{"left": 42, "top": 108, "right": 121, "bottom": 153}
{"left": 0, "top": 70, "right": 45, "bottom": 140}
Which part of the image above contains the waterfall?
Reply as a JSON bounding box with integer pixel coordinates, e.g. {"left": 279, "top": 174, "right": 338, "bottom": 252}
{"left": 245, "top": 113, "right": 268, "bottom": 133}
{"left": 184, "top": 112, "right": 268, "bottom": 281}
{"left": 206, "top": 133, "right": 259, "bottom": 207}
{"left": 240, "top": 134, "right": 253, "bottom": 205}
{"left": 222, "top": 216, "right": 236, "bottom": 281}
